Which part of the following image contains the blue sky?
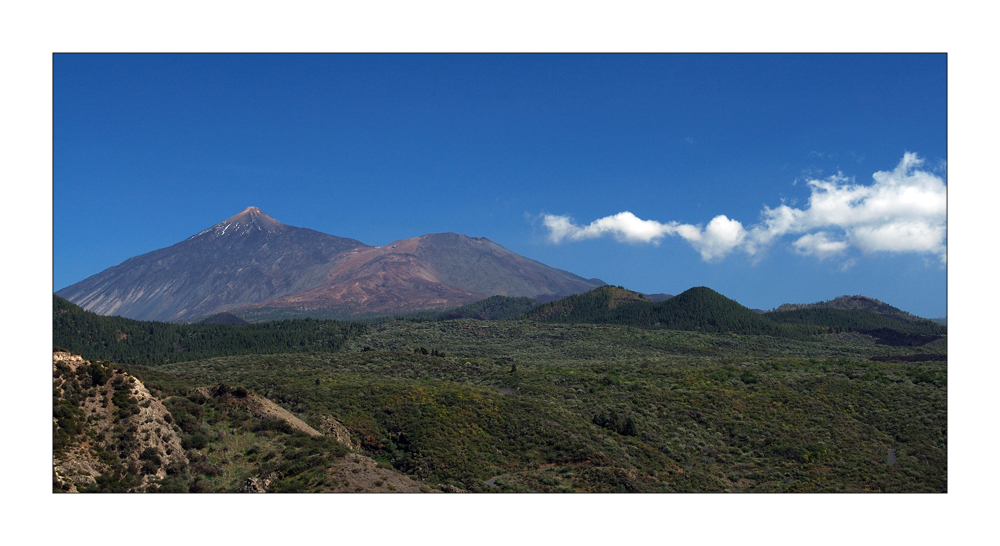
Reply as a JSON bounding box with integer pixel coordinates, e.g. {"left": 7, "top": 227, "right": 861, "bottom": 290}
{"left": 54, "top": 53, "right": 947, "bottom": 317}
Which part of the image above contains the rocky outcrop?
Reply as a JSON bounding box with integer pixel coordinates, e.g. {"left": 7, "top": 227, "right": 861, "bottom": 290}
{"left": 52, "top": 351, "right": 188, "bottom": 492}
{"left": 315, "top": 415, "right": 356, "bottom": 451}
{"left": 239, "top": 472, "right": 279, "bottom": 493}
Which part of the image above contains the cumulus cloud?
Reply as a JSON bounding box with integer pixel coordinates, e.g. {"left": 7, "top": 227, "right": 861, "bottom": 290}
{"left": 792, "top": 232, "right": 848, "bottom": 259}
{"left": 542, "top": 211, "right": 747, "bottom": 261}
{"left": 543, "top": 211, "right": 676, "bottom": 244}
{"left": 675, "top": 215, "right": 747, "bottom": 262}
{"left": 542, "top": 152, "right": 947, "bottom": 264}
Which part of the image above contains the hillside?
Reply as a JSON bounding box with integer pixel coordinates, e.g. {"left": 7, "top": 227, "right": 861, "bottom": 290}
{"left": 53, "top": 351, "right": 188, "bottom": 492}
{"left": 199, "top": 312, "right": 249, "bottom": 325}
{"left": 53, "top": 349, "right": 434, "bottom": 493}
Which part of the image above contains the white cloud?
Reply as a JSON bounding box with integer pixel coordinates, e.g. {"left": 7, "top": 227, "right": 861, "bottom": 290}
{"left": 839, "top": 258, "right": 858, "bottom": 272}
{"left": 542, "top": 152, "right": 947, "bottom": 265}
{"left": 792, "top": 232, "right": 848, "bottom": 258}
{"left": 676, "top": 215, "right": 747, "bottom": 262}
{"left": 542, "top": 211, "right": 675, "bottom": 244}
{"left": 542, "top": 211, "right": 749, "bottom": 261}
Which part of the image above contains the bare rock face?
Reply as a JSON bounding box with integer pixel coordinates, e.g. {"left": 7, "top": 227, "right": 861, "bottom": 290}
{"left": 316, "top": 415, "right": 357, "bottom": 451}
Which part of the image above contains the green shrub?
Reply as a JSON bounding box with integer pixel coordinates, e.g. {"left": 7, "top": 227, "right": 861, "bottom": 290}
{"left": 182, "top": 433, "right": 208, "bottom": 450}
{"left": 592, "top": 410, "right": 638, "bottom": 436}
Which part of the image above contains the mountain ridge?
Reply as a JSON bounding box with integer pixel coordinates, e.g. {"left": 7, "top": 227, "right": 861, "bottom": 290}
{"left": 57, "top": 207, "right": 605, "bottom": 322}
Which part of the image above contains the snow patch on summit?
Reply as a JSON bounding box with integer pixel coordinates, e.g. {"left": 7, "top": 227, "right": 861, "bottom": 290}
{"left": 186, "top": 207, "right": 286, "bottom": 240}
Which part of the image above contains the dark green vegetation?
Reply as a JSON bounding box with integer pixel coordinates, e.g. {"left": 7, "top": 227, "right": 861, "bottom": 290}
{"left": 763, "top": 308, "right": 946, "bottom": 335}
{"left": 54, "top": 295, "right": 367, "bottom": 366}
{"left": 55, "top": 288, "right": 946, "bottom": 492}
{"left": 773, "top": 294, "right": 938, "bottom": 322}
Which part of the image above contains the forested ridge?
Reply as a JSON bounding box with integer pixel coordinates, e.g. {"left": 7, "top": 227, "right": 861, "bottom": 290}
{"left": 524, "top": 286, "right": 793, "bottom": 337}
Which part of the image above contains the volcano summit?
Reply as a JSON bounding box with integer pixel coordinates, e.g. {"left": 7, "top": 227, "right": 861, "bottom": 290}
{"left": 56, "top": 207, "right": 604, "bottom": 322}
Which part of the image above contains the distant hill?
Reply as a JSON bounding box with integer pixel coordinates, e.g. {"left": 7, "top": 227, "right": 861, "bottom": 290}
{"left": 765, "top": 295, "right": 946, "bottom": 335}
{"left": 763, "top": 308, "right": 946, "bottom": 335}
{"left": 523, "top": 286, "right": 789, "bottom": 336}
{"left": 57, "top": 207, "right": 603, "bottom": 322}
{"left": 439, "top": 295, "right": 540, "bottom": 321}
{"left": 524, "top": 286, "right": 649, "bottom": 322}
{"left": 198, "top": 312, "right": 249, "bottom": 325}
{"left": 772, "top": 295, "right": 932, "bottom": 322}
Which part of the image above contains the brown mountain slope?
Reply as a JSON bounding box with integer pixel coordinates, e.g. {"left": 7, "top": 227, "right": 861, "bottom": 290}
{"left": 237, "top": 233, "right": 604, "bottom": 320}
{"left": 412, "top": 233, "right": 603, "bottom": 298}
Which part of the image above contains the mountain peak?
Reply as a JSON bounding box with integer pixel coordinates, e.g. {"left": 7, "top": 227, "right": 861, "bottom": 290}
{"left": 226, "top": 206, "right": 281, "bottom": 226}
{"left": 190, "top": 207, "right": 286, "bottom": 239}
